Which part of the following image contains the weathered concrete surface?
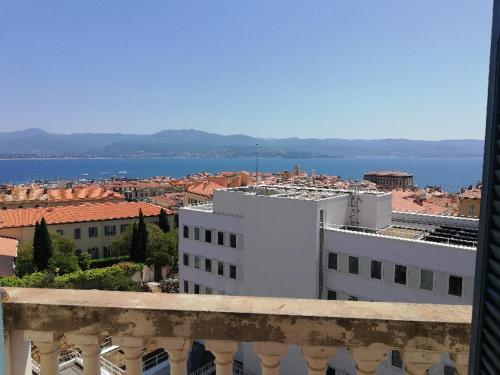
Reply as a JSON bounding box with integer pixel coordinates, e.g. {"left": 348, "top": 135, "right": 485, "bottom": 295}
{"left": 2, "top": 288, "right": 471, "bottom": 354}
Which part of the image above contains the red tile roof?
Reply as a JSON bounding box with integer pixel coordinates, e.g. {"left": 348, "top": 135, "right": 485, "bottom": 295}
{"left": 0, "top": 237, "right": 18, "bottom": 257}
{"left": 365, "top": 171, "right": 413, "bottom": 177}
{"left": 187, "top": 181, "right": 224, "bottom": 198}
{"left": 391, "top": 190, "right": 456, "bottom": 215}
{"left": 0, "top": 202, "right": 168, "bottom": 229}
{"left": 459, "top": 189, "right": 481, "bottom": 199}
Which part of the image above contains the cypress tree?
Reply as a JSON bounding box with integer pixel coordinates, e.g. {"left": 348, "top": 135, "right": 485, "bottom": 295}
{"left": 174, "top": 213, "right": 179, "bottom": 228}
{"left": 158, "top": 208, "right": 170, "bottom": 233}
{"left": 130, "top": 222, "right": 140, "bottom": 262}
{"left": 137, "top": 209, "right": 148, "bottom": 263}
{"left": 33, "top": 218, "right": 53, "bottom": 271}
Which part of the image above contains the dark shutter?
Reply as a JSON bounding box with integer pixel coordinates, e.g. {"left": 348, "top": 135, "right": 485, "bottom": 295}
{"left": 469, "top": 2, "right": 500, "bottom": 373}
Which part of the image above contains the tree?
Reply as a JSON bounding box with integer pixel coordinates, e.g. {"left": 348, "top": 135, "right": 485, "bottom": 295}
{"left": 111, "top": 224, "right": 134, "bottom": 257}
{"left": 48, "top": 233, "right": 80, "bottom": 275}
{"left": 14, "top": 243, "right": 35, "bottom": 277}
{"left": 174, "top": 213, "right": 179, "bottom": 228}
{"left": 146, "top": 224, "right": 174, "bottom": 269}
{"left": 130, "top": 222, "right": 140, "bottom": 262}
{"left": 137, "top": 209, "right": 148, "bottom": 263}
{"left": 32, "top": 218, "right": 53, "bottom": 271}
{"left": 158, "top": 209, "right": 170, "bottom": 232}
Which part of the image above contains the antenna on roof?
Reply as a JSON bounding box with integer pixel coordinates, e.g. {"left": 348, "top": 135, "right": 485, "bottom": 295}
{"left": 255, "top": 143, "right": 260, "bottom": 187}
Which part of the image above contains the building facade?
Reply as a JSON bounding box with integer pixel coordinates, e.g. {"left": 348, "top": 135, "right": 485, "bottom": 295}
{"left": 0, "top": 202, "right": 169, "bottom": 259}
{"left": 457, "top": 188, "right": 481, "bottom": 218}
{"left": 364, "top": 171, "right": 414, "bottom": 189}
{"left": 179, "top": 186, "right": 477, "bottom": 374}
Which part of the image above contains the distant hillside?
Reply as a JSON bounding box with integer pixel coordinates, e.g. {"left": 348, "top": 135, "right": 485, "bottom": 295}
{"left": 0, "top": 128, "right": 484, "bottom": 158}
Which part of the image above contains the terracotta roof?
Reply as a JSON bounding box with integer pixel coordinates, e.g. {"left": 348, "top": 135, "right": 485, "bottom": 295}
{"left": 0, "top": 202, "right": 167, "bottom": 229}
{"left": 151, "top": 193, "right": 184, "bottom": 208}
{"left": 48, "top": 186, "right": 123, "bottom": 202}
{"left": 0, "top": 237, "right": 18, "bottom": 257}
{"left": 391, "top": 189, "right": 456, "bottom": 215}
{"left": 187, "top": 181, "right": 225, "bottom": 198}
{"left": 459, "top": 189, "right": 481, "bottom": 199}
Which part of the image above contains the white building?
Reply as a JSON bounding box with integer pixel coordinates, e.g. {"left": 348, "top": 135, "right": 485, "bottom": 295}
{"left": 179, "top": 186, "right": 478, "bottom": 374}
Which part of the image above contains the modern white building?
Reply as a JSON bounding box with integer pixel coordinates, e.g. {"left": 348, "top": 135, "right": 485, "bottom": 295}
{"left": 179, "top": 186, "right": 478, "bottom": 375}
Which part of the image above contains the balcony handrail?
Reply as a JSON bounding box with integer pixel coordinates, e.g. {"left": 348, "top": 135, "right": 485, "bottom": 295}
{"left": 189, "top": 360, "right": 215, "bottom": 375}
{"left": 2, "top": 287, "right": 471, "bottom": 351}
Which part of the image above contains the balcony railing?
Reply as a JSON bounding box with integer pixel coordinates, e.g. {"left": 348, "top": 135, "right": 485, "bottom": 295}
{"left": 2, "top": 287, "right": 471, "bottom": 375}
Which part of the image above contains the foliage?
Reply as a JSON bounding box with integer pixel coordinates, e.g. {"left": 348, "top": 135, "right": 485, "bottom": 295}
{"left": 48, "top": 233, "right": 80, "bottom": 275}
{"left": 137, "top": 281, "right": 152, "bottom": 292}
{"left": 158, "top": 208, "right": 170, "bottom": 232}
{"left": 159, "top": 277, "right": 179, "bottom": 293}
{"left": 14, "top": 243, "right": 35, "bottom": 277}
{"left": 78, "top": 252, "right": 91, "bottom": 270}
{"left": 111, "top": 224, "right": 134, "bottom": 257}
{"left": 146, "top": 224, "right": 177, "bottom": 269}
{"left": 2, "top": 261, "right": 143, "bottom": 291}
{"left": 89, "top": 255, "right": 130, "bottom": 269}
{"left": 33, "top": 218, "right": 53, "bottom": 271}
{"left": 137, "top": 209, "right": 148, "bottom": 263}
{"left": 174, "top": 213, "right": 179, "bottom": 228}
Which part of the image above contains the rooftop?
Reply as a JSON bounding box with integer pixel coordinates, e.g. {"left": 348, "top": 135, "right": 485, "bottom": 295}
{"left": 364, "top": 171, "right": 413, "bottom": 177}
{"left": 0, "top": 201, "right": 167, "bottom": 229}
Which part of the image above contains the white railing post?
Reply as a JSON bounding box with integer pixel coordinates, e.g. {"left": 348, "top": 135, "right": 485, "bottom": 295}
{"left": 157, "top": 337, "right": 192, "bottom": 375}
{"left": 66, "top": 334, "right": 104, "bottom": 375}
{"left": 254, "top": 342, "right": 287, "bottom": 375}
{"left": 301, "top": 345, "right": 336, "bottom": 375}
{"left": 24, "top": 331, "right": 62, "bottom": 375}
{"left": 205, "top": 340, "right": 238, "bottom": 375}
{"left": 114, "top": 337, "right": 145, "bottom": 375}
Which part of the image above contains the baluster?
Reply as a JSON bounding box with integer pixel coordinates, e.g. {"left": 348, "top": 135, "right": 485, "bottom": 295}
{"left": 254, "top": 342, "right": 287, "bottom": 375}
{"left": 114, "top": 337, "right": 145, "bottom": 375}
{"left": 66, "top": 334, "right": 103, "bottom": 375}
{"left": 301, "top": 345, "right": 336, "bottom": 375}
{"left": 205, "top": 340, "right": 238, "bottom": 375}
{"left": 24, "top": 331, "right": 62, "bottom": 375}
{"left": 157, "top": 337, "right": 192, "bottom": 375}
{"left": 351, "top": 343, "right": 390, "bottom": 375}
{"left": 402, "top": 338, "right": 443, "bottom": 375}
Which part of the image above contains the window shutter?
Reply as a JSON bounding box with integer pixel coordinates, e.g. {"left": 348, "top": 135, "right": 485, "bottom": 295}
{"left": 469, "top": 2, "right": 500, "bottom": 373}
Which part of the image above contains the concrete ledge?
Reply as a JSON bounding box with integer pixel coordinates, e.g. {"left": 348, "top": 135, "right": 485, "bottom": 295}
{"left": 3, "top": 288, "right": 471, "bottom": 352}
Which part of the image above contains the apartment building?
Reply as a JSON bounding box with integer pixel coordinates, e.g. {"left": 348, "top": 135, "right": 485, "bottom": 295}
{"left": 457, "top": 188, "right": 481, "bottom": 218}
{"left": 0, "top": 201, "right": 168, "bottom": 258}
{"left": 179, "top": 186, "right": 477, "bottom": 374}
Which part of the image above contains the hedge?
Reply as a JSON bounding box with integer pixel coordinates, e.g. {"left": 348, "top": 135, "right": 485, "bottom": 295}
{"left": 0, "top": 262, "right": 144, "bottom": 291}
{"left": 89, "top": 255, "right": 130, "bottom": 269}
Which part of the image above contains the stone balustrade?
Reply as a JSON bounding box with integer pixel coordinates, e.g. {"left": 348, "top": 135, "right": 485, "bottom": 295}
{"left": 2, "top": 287, "right": 471, "bottom": 375}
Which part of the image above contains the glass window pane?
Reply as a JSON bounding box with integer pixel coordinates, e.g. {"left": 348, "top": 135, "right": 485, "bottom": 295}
{"left": 349, "top": 256, "right": 359, "bottom": 274}
{"left": 420, "top": 269, "right": 433, "bottom": 290}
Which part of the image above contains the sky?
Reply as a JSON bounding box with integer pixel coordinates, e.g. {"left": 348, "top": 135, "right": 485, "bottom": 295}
{"left": 0, "top": 1, "right": 493, "bottom": 140}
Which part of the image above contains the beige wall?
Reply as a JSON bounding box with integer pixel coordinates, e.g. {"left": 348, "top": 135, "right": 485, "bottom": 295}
{"left": 0, "top": 216, "right": 159, "bottom": 259}
{"left": 458, "top": 197, "right": 481, "bottom": 218}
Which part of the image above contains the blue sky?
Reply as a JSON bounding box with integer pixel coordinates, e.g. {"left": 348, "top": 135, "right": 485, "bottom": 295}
{"left": 0, "top": 1, "right": 493, "bottom": 139}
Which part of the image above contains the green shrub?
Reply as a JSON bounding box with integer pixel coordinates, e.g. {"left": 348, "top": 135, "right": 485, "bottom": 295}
{"left": 89, "top": 256, "right": 130, "bottom": 269}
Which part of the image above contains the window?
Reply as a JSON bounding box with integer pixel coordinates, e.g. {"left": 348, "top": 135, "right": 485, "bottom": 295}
{"left": 205, "top": 229, "right": 212, "bottom": 243}
{"left": 56, "top": 229, "right": 63, "bottom": 235}
{"left": 328, "top": 252, "right": 338, "bottom": 270}
{"left": 348, "top": 295, "right": 359, "bottom": 301}
{"left": 420, "top": 269, "right": 434, "bottom": 291}
{"left": 194, "top": 284, "right": 200, "bottom": 294}
{"left": 391, "top": 351, "right": 403, "bottom": 369}
{"left": 104, "top": 225, "right": 116, "bottom": 236}
{"left": 449, "top": 275, "right": 463, "bottom": 296}
{"left": 74, "top": 228, "right": 81, "bottom": 240}
{"left": 371, "top": 260, "right": 382, "bottom": 279}
{"left": 205, "top": 258, "right": 212, "bottom": 272}
{"left": 183, "top": 225, "right": 189, "bottom": 238}
{"left": 183, "top": 253, "right": 189, "bottom": 266}
{"left": 183, "top": 280, "right": 188, "bottom": 293}
{"left": 120, "top": 224, "right": 129, "bottom": 233}
{"left": 217, "top": 231, "right": 224, "bottom": 245}
{"left": 194, "top": 256, "right": 200, "bottom": 269}
{"left": 348, "top": 256, "right": 359, "bottom": 275}
{"left": 103, "top": 247, "right": 111, "bottom": 258}
{"left": 88, "top": 227, "right": 98, "bottom": 237}
{"left": 229, "top": 265, "right": 237, "bottom": 279}
{"left": 327, "top": 290, "right": 337, "bottom": 300}
{"left": 326, "top": 367, "right": 336, "bottom": 375}
{"left": 218, "top": 262, "right": 224, "bottom": 276}
{"left": 230, "top": 233, "right": 237, "bottom": 248}
{"left": 205, "top": 287, "right": 212, "bottom": 295}
{"left": 194, "top": 227, "right": 200, "bottom": 240}
{"left": 394, "top": 265, "right": 407, "bottom": 285}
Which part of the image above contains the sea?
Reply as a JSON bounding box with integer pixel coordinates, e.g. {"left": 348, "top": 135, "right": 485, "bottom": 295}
{"left": 0, "top": 157, "right": 484, "bottom": 193}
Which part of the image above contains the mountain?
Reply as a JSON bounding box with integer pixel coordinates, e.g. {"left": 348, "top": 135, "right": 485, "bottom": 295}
{"left": 0, "top": 128, "right": 484, "bottom": 158}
